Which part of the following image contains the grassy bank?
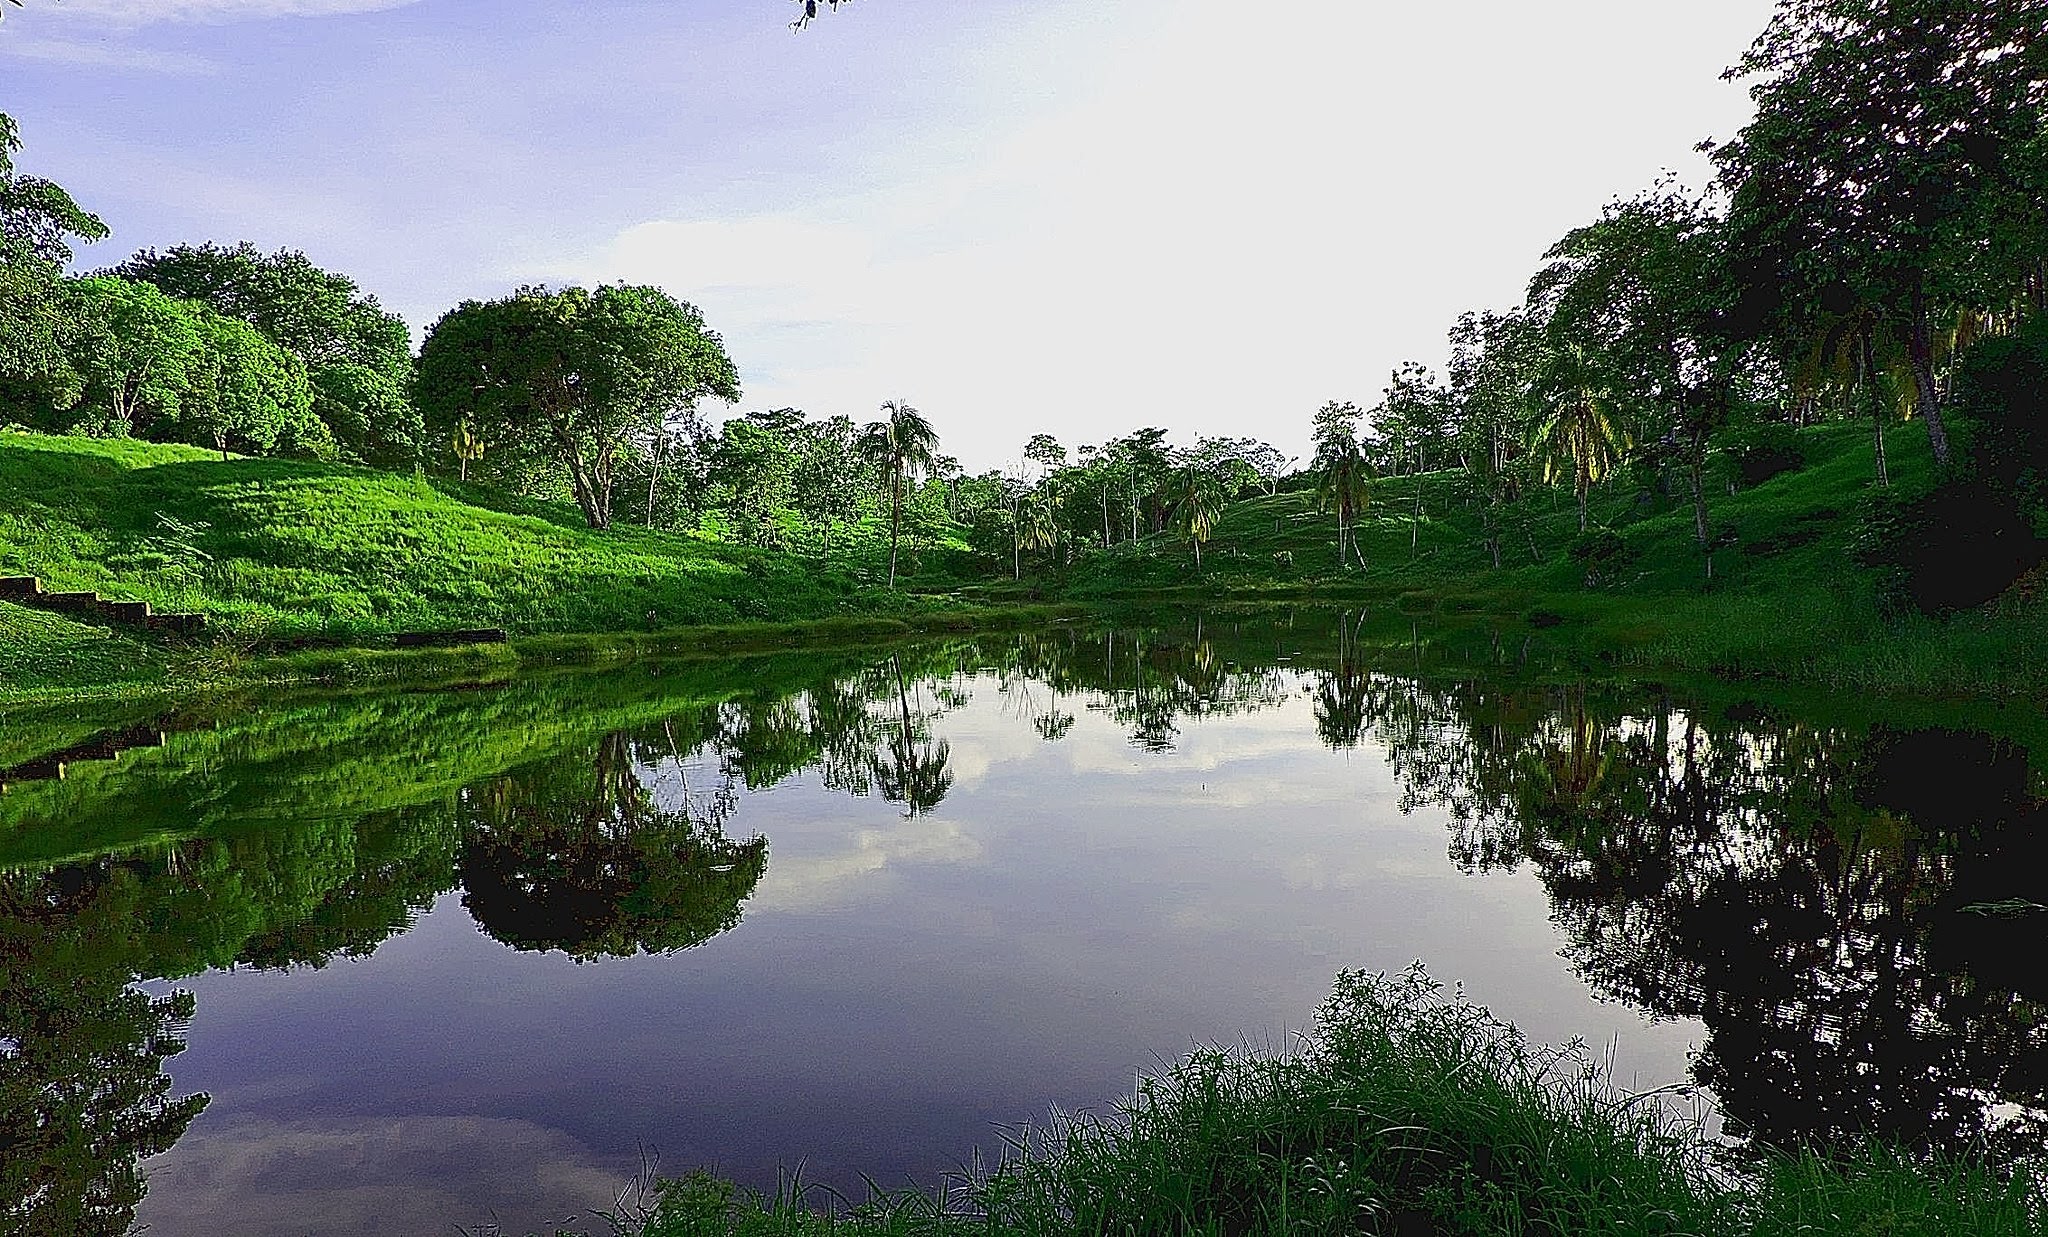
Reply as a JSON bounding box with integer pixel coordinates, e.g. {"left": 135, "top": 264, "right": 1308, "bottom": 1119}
{"left": 563, "top": 968, "right": 2043, "bottom": 1236}
{"left": 6, "top": 421, "right": 2046, "bottom": 704}
{"left": 1029, "top": 421, "right": 2048, "bottom": 698}
{"left": 0, "top": 430, "right": 923, "bottom": 640}
{"left": 0, "top": 429, "right": 970, "bottom": 700}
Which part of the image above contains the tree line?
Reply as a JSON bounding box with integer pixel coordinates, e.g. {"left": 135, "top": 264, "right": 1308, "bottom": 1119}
{"left": 1303, "top": 0, "right": 2048, "bottom": 604}
{"left": 0, "top": 109, "right": 1299, "bottom": 586}
{"left": 7, "top": 0, "right": 2047, "bottom": 605}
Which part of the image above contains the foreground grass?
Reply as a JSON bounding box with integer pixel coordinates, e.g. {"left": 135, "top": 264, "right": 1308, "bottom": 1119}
{"left": 549, "top": 968, "right": 2040, "bottom": 1237}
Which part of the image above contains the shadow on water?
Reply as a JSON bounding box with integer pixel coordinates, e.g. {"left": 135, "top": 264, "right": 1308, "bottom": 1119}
{"left": 2, "top": 608, "right": 2046, "bottom": 1230}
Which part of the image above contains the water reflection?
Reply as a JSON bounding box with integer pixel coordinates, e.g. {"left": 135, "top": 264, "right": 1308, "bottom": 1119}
{"left": 2, "top": 611, "right": 2045, "bottom": 1232}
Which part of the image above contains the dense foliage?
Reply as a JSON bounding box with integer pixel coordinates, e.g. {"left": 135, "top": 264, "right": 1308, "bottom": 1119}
{"left": 4, "top": 0, "right": 2048, "bottom": 622}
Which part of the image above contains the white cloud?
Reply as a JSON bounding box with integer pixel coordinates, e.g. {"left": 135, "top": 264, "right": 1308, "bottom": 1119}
{"left": 0, "top": 32, "right": 215, "bottom": 70}
{"left": 27, "top": 0, "right": 420, "bottom": 23}
{"left": 549, "top": 0, "right": 1771, "bottom": 470}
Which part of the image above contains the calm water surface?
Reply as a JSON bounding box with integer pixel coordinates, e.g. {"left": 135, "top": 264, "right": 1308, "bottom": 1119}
{"left": 4, "top": 611, "right": 2044, "bottom": 1235}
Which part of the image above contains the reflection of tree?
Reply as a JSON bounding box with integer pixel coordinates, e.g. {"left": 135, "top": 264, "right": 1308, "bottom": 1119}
{"left": 875, "top": 655, "right": 953, "bottom": 817}
{"left": 1374, "top": 681, "right": 2048, "bottom": 1159}
{"left": 0, "top": 869, "right": 207, "bottom": 1237}
{"left": 458, "top": 731, "right": 769, "bottom": 959}
{"left": 1312, "top": 611, "right": 1372, "bottom": 749}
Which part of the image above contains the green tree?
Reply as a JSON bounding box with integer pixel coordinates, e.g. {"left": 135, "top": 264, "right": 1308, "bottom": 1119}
{"left": 1372, "top": 362, "right": 1455, "bottom": 557}
{"left": 1446, "top": 307, "right": 1541, "bottom": 568}
{"left": 1529, "top": 342, "right": 1630, "bottom": 533}
{"left": 1530, "top": 184, "right": 1744, "bottom": 576}
{"left": 0, "top": 113, "right": 107, "bottom": 412}
{"left": 859, "top": 399, "right": 940, "bottom": 588}
{"left": 63, "top": 275, "right": 204, "bottom": 435}
{"left": 710, "top": 411, "right": 797, "bottom": 548}
{"left": 1015, "top": 488, "right": 1057, "bottom": 577}
{"left": 789, "top": 413, "right": 864, "bottom": 557}
{"left": 1712, "top": 0, "right": 2048, "bottom": 471}
{"left": 174, "top": 307, "right": 320, "bottom": 460}
{"left": 113, "top": 241, "right": 423, "bottom": 467}
{"left": 1311, "top": 399, "right": 1371, "bottom": 569}
{"left": 415, "top": 284, "right": 740, "bottom": 529}
{"left": 1168, "top": 463, "right": 1224, "bottom": 571}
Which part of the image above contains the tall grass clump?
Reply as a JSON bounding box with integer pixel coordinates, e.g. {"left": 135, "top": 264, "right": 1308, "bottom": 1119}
{"left": 581, "top": 967, "right": 2045, "bottom": 1237}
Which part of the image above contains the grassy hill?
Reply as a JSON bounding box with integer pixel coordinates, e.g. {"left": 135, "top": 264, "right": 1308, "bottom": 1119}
{"left": 0, "top": 431, "right": 921, "bottom": 645}
{"left": 1043, "top": 421, "right": 2048, "bottom": 696}
{"left": 5, "top": 422, "right": 2044, "bottom": 701}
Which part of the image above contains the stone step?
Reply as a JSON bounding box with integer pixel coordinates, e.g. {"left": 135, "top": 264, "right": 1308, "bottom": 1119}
{"left": 1, "top": 573, "right": 209, "bottom": 640}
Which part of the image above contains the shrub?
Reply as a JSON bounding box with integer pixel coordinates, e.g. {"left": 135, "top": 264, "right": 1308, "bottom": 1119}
{"left": 1722, "top": 422, "right": 1808, "bottom": 489}
{"left": 1568, "top": 527, "right": 1632, "bottom": 587}
{"left": 1854, "top": 482, "right": 2046, "bottom": 616}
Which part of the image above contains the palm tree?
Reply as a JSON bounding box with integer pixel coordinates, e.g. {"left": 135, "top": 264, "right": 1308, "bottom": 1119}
{"left": 1798, "top": 303, "right": 1901, "bottom": 489}
{"left": 859, "top": 400, "right": 940, "bottom": 588}
{"left": 1169, "top": 466, "right": 1224, "bottom": 571}
{"left": 1531, "top": 343, "right": 1630, "bottom": 533}
{"left": 1015, "top": 490, "right": 1057, "bottom": 579}
{"left": 1315, "top": 443, "right": 1372, "bottom": 570}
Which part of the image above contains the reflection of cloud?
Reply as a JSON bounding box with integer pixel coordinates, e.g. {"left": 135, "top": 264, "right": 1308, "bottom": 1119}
{"left": 751, "top": 816, "right": 983, "bottom": 913}
{"left": 139, "top": 1114, "right": 624, "bottom": 1237}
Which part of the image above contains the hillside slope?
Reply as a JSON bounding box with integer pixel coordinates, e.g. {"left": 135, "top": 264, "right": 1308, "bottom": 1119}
{"left": 1051, "top": 422, "right": 2048, "bottom": 694}
{"left": 0, "top": 432, "right": 916, "bottom": 642}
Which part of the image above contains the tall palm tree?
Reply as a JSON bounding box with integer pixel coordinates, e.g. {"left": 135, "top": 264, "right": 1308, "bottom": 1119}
{"left": 1799, "top": 303, "right": 1902, "bottom": 489}
{"left": 1015, "top": 490, "right": 1057, "bottom": 579}
{"left": 859, "top": 399, "right": 940, "bottom": 588}
{"left": 1169, "top": 466, "right": 1225, "bottom": 571}
{"left": 1531, "top": 343, "right": 1630, "bottom": 533}
{"left": 1315, "top": 443, "right": 1372, "bottom": 570}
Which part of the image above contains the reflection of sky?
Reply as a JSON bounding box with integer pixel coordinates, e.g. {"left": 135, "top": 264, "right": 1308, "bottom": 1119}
{"left": 139, "top": 671, "right": 1705, "bottom": 1236}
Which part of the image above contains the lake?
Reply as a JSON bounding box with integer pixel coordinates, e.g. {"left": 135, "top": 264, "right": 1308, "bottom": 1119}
{"left": 4, "top": 609, "right": 2044, "bottom": 1235}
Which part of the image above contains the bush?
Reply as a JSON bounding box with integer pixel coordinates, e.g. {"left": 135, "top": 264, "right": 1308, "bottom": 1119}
{"left": 1722, "top": 422, "right": 1808, "bottom": 489}
{"left": 1568, "top": 527, "right": 1633, "bottom": 587}
{"left": 1854, "top": 482, "right": 2047, "bottom": 616}
{"left": 609, "top": 967, "right": 2047, "bottom": 1237}
{"left": 1953, "top": 316, "right": 2048, "bottom": 532}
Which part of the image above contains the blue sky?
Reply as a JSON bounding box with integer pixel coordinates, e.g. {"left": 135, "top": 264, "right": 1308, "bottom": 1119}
{"left": 3, "top": 0, "right": 1773, "bottom": 468}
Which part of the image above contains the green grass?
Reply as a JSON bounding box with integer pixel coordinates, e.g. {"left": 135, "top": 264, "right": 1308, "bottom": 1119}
{"left": 6, "top": 422, "right": 2046, "bottom": 701}
{"left": 0, "top": 431, "right": 925, "bottom": 644}
{"left": 562, "top": 968, "right": 2044, "bottom": 1236}
{"left": 1033, "top": 421, "right": 2048, "bottom": 697}
{"left": 0, "top": 599, "right": 167, "bottom": 694}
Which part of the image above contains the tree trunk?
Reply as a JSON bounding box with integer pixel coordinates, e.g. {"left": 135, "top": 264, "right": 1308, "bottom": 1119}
{"left": 645, "top": 423, "right": 665, "bottom": 527}
{"left": 888, "top": 471, "right": 903, "bottom": 588}
{"left": 1687, "top": 430, "right": 1712, "bottom": 583}
{"left": 1410, "top": 451, "right": 1422, "bottom": 557}
{"left": 1905, "top": 291, "right": 1953, "bottom": 470}
{"left": 1860, "top": 335, "right": 1890, "bottom": 488}
{"left": 1576, "top": 482, "right": 1589, "bottom": 534}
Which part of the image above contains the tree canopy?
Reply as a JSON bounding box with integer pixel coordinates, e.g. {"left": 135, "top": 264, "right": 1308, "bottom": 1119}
{"left": 416, "top": 284, "right": 741, "bottom": 529}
